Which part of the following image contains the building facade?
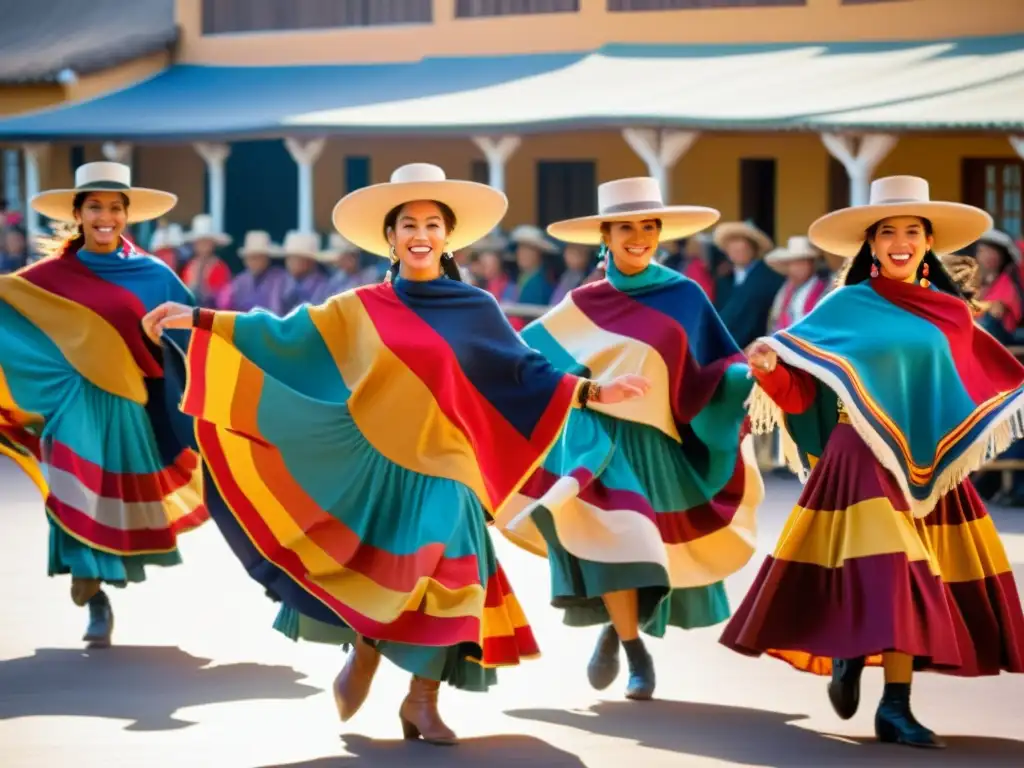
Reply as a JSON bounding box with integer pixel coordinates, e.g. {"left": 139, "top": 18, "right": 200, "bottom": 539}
{"left": 2, "top": 0, "right": 1022, "bottom": 248}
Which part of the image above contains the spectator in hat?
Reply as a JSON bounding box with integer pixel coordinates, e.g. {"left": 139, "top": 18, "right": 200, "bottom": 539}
{"left": 219, "top": 230, "right": 290, "bottom": 314}
{"left": 507, "top": 224, "right": 557, "bottom": 306}
{"left": 973, "top": 229, "right": 1024, "bottom": 344}
{"left": 712, "top": 220, "right": 785, "bottom": 348}
{"left": 280, "top": 230, "right": 330, "bottom": 313}
{"left": 181, "top": 213, "right": 233, "bottom": 307}
{"left": 0, "top": 223, "right": 29, "bottom": 273}
{"left": 312, "top": 233, "right": 378, "bottom": 303}
{"left": 765, "top": 236, "right": 830, "bottom": 333}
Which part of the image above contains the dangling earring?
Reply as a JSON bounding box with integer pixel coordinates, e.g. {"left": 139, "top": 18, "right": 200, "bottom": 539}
{"left": 919, "top": 260, "right": 930, "bottom": 288}
{"left": 389, "top": 245, "right": 397, "bottom": 263}
{"left": 870, "top": 254, "right": 879, "bottom": 279}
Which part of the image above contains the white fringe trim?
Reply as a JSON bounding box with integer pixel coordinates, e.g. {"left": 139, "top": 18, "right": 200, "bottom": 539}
{"left": 745, "top": 383, "right": 809, "bottom": 482}
{"left": 760, "top": 336, "right": 1024, "bottom": 518}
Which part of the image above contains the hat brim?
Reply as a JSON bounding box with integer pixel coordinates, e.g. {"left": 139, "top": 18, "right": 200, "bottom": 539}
{"left": 546, "top": 206, "right": 720, "bottom": 246}
{"left": 808, "top": 201, "right": 993, "bottom": 258}
{"left": 765, "top": 248, "right": 821, "bottom": 273}
{"left": 31, "top": 186, "right": 177, "bottom": 225}
{"left": 186, "top": 231, "right": 233, "bottom": 246}
{"left": 331, "top": 179, "right": 508, "bottom": 258}
{"left": 239, "top": 245, "right": 285, "bottom": 258}
{"left": 712, "top": 222, "right": 774, "bottom": 257}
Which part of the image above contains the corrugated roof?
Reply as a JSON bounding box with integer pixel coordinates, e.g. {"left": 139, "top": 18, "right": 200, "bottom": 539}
{"left": 0, "top": 35, "right": 1020, "bottom": 139}
{"left": 0, "top": 0, "right": 177, "bottom": 84}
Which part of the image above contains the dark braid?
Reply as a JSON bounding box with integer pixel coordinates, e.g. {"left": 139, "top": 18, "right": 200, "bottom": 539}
{"left": 439, "top": 252, "right": 463, "bottom": 281}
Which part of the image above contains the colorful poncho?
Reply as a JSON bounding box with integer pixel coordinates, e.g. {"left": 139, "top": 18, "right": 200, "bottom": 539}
{"left": 166, "top": 277, "right": 581, "bottom": 669}
{"left": 749, "top": 276, "right": 1024, "bottom": 518}
{"left": 0, "top": 240, "right": 206, "bottom": 555}
{"left": 496, "top": 260, "right": 763, "bottom": 591}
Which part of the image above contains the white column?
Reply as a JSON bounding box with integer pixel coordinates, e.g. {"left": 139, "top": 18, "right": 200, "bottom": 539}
{"left": 21, "top": 144, "right": 47, "bottom": 239}
{"left": 194, "top": 142, "right": 231, "bottom": 234}
{"left": 101, "top": 141, "right": 133, "bottom": 165}
{"left": 284, "top": 137, "right": 326, "bottom": 234}
{"left": 3, "top": 149, "right": 21, "bottom": 215}
{"left": 1010, "top": 135, "right": 1024, "bottom": 161}
{"left": 471, "top": 135, "right": 521, "bottom": 195}
{"left": 820, "top": 133, "right": 898, "bottom": 207}
{"left": 621, "top": 128, "right": 699, "bottom": 202}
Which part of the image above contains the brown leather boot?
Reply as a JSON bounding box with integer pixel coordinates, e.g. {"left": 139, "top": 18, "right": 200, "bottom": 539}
{"left": 70, "top": 578, "right": 101, "bottom": 607}
{"left": 332, "top": 637, "right": 380, "bottom": 722}
{"left": 398, "top": 675, "right": 457, "bottom": 746}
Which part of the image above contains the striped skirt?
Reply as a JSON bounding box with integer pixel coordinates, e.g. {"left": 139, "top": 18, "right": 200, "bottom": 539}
{"left": 520, "top": 412, "right": 761, "bottom": 636}
{"left": 720, "top": 423, "right": 1024, "bottom": 676}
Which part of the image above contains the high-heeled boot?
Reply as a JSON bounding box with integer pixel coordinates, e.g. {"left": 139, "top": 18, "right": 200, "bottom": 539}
{"left": 83, "top": 590, "right": 114, "bottom": 648}
{"left": 399, "top": 676, "right": 457, "bottom": 746}
{"left": 332, "top": 636, "right": 381, "bottom": 722}
{"left": 587, "top": 624, "right": 620, "bottom": 690}
{"left": 827, "top": 656, "right": 865, "bottom": 720}
{"left": 874, "top": 682, "right": 945, "bottom": 749}
{"left": 622, "top": 637, "right": 655, "bottom": 700}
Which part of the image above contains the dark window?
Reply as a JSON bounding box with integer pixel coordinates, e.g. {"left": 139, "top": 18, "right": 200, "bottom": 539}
{"left": 345, "top": 156, "right": 371, "bottom": 193}
{"left": 608, "top": 0, "right": 804, "bottom": 11}
{"left": 456, "top": 0, "right": 579, "bottom": 18}
{"left": 963, "top": 158, "right": 1023, "bottom": 239}
{"left": 470, "top": 160, "right": 490, "bottom": 186}
{"left": 202, "top": 0, "right": 432, "bottom": 34}
{"left": 536, "top": 161, "right": 596, "bottom": 229}
{"left": 828, "top": 156, "right": 850, "bottom": 212}
{"left": 739, "top": 158, "right": 776, "bottom": 243}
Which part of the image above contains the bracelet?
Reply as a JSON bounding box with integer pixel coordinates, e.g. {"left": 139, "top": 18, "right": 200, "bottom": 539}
{"left": 578, "top": 380, "right": 601, "bottom": 409}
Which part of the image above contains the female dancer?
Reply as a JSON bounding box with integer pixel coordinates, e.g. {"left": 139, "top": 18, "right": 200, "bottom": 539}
{"left": 143, "top": 163, "right": 649, "bottom": 745}
{"left": 0, "top": 161, "right": 206, "bottom": 647}
{"left": 720, "top": 176, "right": 1024, "bottom": 749}
{"left": 497, "top": 177, "right": 763, "bottom": 700}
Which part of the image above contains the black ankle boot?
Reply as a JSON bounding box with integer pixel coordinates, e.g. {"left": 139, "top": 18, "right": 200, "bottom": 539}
{"left": 874, "top": 683, "right": 945, "bottom": 749}
{"left": 83, "top": 590, "right": 114, "bottom": 648}
{"left": 587, "top": 624, "right": 620, "bottom": 690}
{"left": 622, "top": 638, "right": 655, "bottom": 701}
{"left": 827, "top": 656, "right": 865, "bottom": 720}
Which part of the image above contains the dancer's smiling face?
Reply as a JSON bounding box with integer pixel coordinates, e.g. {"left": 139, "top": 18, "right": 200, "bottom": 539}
{"left": 869, "top": 215, "right": 934, "bottom": 283}
{"left": 385, "top": 199, "right": 455, "bottom": 281}
{"left": 74, "top": 191, "right": 128, "bottom": 253}
{"left": 602, "top": 218, "right": 661, "bottom": 276}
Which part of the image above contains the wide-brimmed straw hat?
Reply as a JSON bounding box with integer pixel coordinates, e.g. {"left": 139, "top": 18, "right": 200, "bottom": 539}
{"left": 331, "top": 162, "right": 508, "bottom": 258}
{"left": 976, "top": 229, "right": 1021, "bottom": 264}
{"left": 318, "top": 232, "right": 360, "bottom": 261}
{"left": 31, "top": 161, "right": 177, "bottom": 224}
{"left": 713, "top": 220, "right": 774, "bottom": 257}
{"left": 237, "top": 230, "right": 283, "bottom": 258}
{"left": 547, "top": 177, "right": 719, "bottom": 246}
{"left": 510, "top": 224, "right": 560, "bottom": 253}
{"left": 808, "top": 176, "right": 992, "bottom": 258}
{"left": 185, "top": 213, "right": 232, "bottom": 246}
{"left": 280, "top": 230, "right": 329, "bottom": 261}
{"left": 765, "top": 236, "right": 822, "bottom": 273}
{"left": 150, "top": 222, "right": 185, "bottom": 251}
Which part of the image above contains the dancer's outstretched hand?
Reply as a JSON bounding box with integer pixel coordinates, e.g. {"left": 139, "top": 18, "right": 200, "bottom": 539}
{"left": 595, "top": 374, "right": 652, "bottom": 404}
{"left": 142, "top": 301, "right": 193, "bottom": 344}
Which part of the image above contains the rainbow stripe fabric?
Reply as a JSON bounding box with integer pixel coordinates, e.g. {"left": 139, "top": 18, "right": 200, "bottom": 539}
{"left": 494, "top": 260, "right": 762, "bottom": 632}
{"left": 750, "top": 277, "right": 1024, "bottom": 518}
{"left": 168, "top": 277, "right": 582, "bottom": 683}
{"left": 0, "top": 241, "right": 206, "bottom": 557}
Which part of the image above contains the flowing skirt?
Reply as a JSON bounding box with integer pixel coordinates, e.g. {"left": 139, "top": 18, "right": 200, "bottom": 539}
{"left": 513, "top": 411, "right": 761, "bottom": 636}
{"left": 720, "top": 423, "right": 1024, "bottom": 676}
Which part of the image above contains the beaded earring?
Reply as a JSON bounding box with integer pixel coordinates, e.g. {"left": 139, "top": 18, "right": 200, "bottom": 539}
{"left": 870, "top": 255, "right": 879, "bottom": 279}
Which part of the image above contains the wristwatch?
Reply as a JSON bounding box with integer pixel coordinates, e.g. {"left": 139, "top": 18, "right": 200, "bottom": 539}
{"left": 578, "top": 380, "right": 602, "bottom": 409}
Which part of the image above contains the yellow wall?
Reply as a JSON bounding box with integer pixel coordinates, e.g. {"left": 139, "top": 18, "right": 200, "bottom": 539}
{"left": 124, "top": 132, "right": 1022, "bottom": 242}
{"left": 176, "top": 0, "right": 1024, "bottom": 65}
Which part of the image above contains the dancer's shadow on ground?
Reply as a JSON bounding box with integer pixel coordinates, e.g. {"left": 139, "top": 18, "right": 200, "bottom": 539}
{"left": 0, "top": 646, "right": 320, "bottom": 731}
{"left": 260, "top": 734, "right": 586, "bottom": 768}
{"left": 507, "top": 700, "right": 1024, "bottom": 767}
